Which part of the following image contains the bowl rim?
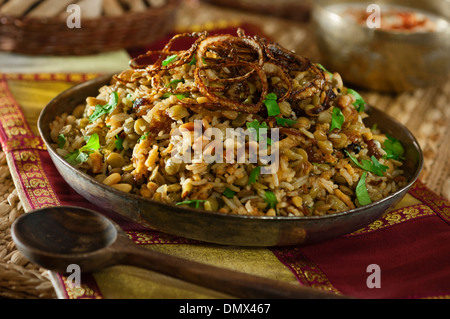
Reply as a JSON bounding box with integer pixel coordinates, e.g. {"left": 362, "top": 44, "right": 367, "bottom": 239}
{"left": 37, "top": 74, "right": 424, "bottom": 223}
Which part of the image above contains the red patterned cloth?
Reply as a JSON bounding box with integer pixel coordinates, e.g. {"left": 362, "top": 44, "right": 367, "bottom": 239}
{"left": 273, "top": 188, "right": 450, "bottom": 298}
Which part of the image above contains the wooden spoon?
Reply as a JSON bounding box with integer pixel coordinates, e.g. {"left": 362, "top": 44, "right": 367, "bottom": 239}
{"left": 11, "top": 206, "right": 346, "bottom": 299}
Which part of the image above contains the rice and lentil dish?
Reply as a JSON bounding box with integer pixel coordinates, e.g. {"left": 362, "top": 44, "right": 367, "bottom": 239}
{"left": 49, "top": 30, "right": 407, "bottom": 217}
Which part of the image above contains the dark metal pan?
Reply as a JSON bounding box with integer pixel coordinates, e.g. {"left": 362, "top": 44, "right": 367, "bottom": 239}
{"left": 37, "top": 74, "right": 423, "bottom": 246}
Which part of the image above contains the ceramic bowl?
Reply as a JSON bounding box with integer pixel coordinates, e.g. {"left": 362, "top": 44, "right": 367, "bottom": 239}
{"left": 312, "top": 0, "right": 450, "bottom": 92}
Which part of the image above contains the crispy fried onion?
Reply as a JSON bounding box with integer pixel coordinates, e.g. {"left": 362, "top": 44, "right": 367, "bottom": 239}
{"left": 130, "top": 31, "right": 208, "bottom": 70}
{"left": 116, "top": 29, "right": 326, "bottom": 114}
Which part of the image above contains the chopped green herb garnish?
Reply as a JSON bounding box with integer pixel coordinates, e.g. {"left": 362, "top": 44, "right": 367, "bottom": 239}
{"left": 383, "top": 134, "right": 405, "bottom": 160}
{"left": 115, "top": 135, "right": 123, "bottom": 151}
{"left": 265, "top": 93, "right": 277, "bottom": 100}
{"left": 330, "top": 107, "right": 345, "bottom": 131}
{"left": 264, "top": 191, "right": 277, "bottom": 209}
{"left": 275, "top": 117, "right": 297, "bottom": 127}
{"left": 370, "top": 156, "right": 389, "bottom": 176}
{"left": 138, "top": 131, "right": 149, "bottom": 142}
{"left": 161, "top": 92, "right": 188, "bottom": 100}
{"left": 246, "top": 119, "right": 260, "bottom": 131}
{"left": 246, "top": 120, "right": 272, "bottom": 145}
{"left": 64, "top": 133, "right": 100, "bottom": 165}
{"left": 223, "top": 188, "right": 236, "bottom": 198}
{"left": 89, "top": 92, "right": 119, "bottom": 122}
{"left": 263, "top": 93, "right": 280, "bottom": 117}
{"left": 248, "top": 166, "right": 261, "bottom": 184}
{"left": 345, "top": 150, "right": 388, "bottom": 177}
{"left": 65, "top": 151, "right": 89, "bottom": 166}
{"left": 57, "top": 134, "right": 66, "bottom": 149}
{"left": 176, "top": 199, "right": 206, "bottom": 209}
{"left": 161, "top": 92, "right": 172, "bottom": 99}
{"left": 162, "top": 54, "right": 178, "bottom": 66}
{"left": 166, "top": 78, "right": 185, "bottom": 87}
{"left": 356, "top": 172, "right": 372, "bottom": 206}
{"left": 347, "top": 88, "right": 366, "bottom": 112}
{"left": 189, "top": 57, "right": 196, "bottom": 65}
{"left": 316, "top": 63, "right": 333, "bottom": 79}
{"left": 175, "top": 93, "right": 188, "bottom": 100}
{"left": 81, "top": 133, "right": 100, "bottom": 152}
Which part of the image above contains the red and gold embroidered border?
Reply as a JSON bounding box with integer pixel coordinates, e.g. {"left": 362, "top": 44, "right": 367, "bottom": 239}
{"left": 57, "top": 275, "right": 103, "bottom": 299}
{"left": 1, "top": 73, "right": 100, "bottom": 83}
{"left": 127, "top": 230, "right": 199, "bottom": 245}
{"left": 0, "top": 77, "right": 62, "bottom": 212}
{"left": 272, "top": 246, "right": 341, "bottom": 294}
{"left": 9, "top": 149, "right": 61, "bottom": 210}
{"left": 347, "top": 204, "right": 435, "bottom": 236}
{"left": 409, "top": 180, "right": 450, "bottom": 225}
{"left": 0, "top": 79, "right": 43, "bottom": 153}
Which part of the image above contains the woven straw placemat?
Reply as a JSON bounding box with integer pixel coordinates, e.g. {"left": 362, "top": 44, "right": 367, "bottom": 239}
{"left": 0, "top": 1, "right": 448, "bottom": 299}
{"left": 0, "top": 150, "right": 56, "bottom": 299}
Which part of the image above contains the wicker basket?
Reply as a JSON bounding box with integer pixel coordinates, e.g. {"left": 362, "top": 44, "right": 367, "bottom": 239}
{"left": 0, "top": 0, "right": 181, "bottom": 56}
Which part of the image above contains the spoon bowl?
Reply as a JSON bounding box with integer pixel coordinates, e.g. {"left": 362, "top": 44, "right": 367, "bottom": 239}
{"left": 11, "top": 206, "right": 347, "bottom": 299}
{"left": 12, "top": 206, "right": 122, "bottom": 274}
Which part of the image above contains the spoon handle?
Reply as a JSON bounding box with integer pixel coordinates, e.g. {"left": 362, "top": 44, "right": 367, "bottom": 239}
{"left": 116, "top": 241, "right": 344, "bottom": 299}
